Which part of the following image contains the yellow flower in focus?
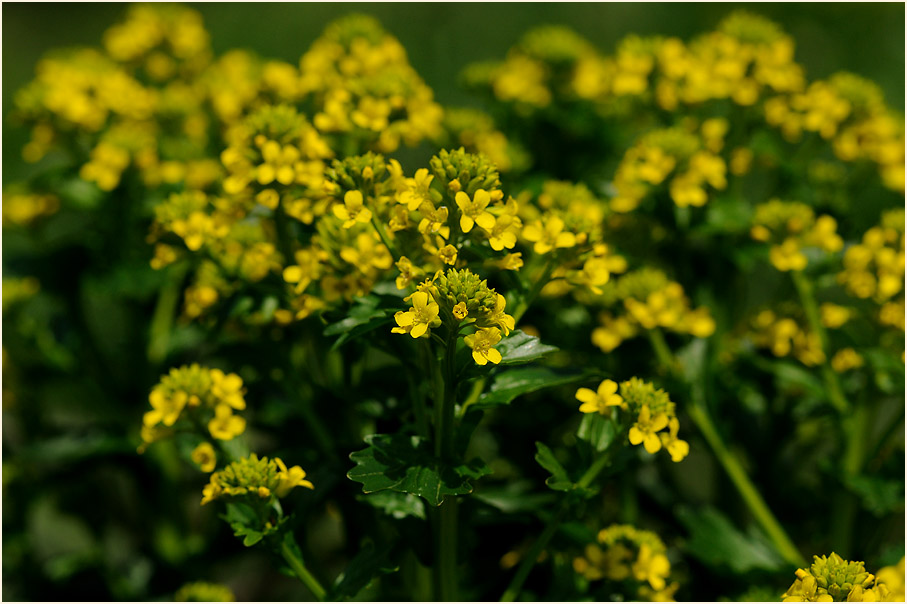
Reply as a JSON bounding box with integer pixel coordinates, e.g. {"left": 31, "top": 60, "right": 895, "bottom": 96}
{"left": 391, "top": 291, "right": 441, "bottom": 339}
{"left": 576, "top": 379, "right": 624, "bottom": 415}
{"left": 628, "top": 405, "right": 669, "bottom": 454}
{"left": 191, "top": 442, "right": 217, "bottom": 472}
{"left": 333, "top": 190, "right": 372, "bottom": 228}
{"left": 522, "top": 216, "right": 576, "bottom": 254}
{"left": 455, "top": 189, "right": 496, "bottom": 233}
{"left": 464, "top": 327, "right": 503, "bottom": 365}
{"left": 275, "top": 457, "right": 314, "bottom": 496}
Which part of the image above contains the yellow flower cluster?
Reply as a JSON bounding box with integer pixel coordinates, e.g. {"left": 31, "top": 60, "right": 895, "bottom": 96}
{"left": 299, "top": 14, "right": 443, "bottom": 153}
{"left": 750, "top": 309, "right": 825, "bottom": 367}
{"left": 590, "top": 268, "right": 715, "bottom": 353}
{"left": 467, "top": 12, "right": 802, "bottom": 116}
{"left": 1, "top": 190, "right": 59, "bottom": 226}
{"left": 611, "top": 122, "right": 728, "bottom": 212}
{"left": 577, "top": 378, "right": 688, "bottom": 461}
{"left": 573, "top": 524, "right": 679, "bottom": 601}
{"left": 838, "top": 210, "right": 905, "bottom": 303}
{"left": 141, "top": 364, "right": 247, "bottom": 449}
{"left": 392, "top": 268, "right": 515, "bottom": 366}
{"left": 781, "top": 553, "right": 902, "bottom": 602}
{"left": 750, "top": 200, "right": 844, "bottom": 272}
{"left": 200, "top": 453, "right": 313, "bottom": 505}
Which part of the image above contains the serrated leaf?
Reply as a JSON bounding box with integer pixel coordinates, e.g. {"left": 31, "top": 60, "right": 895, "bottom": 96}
{"left": 495, "top": 330, "right": 558, "bottom": 365}
{"left": 577, "top": 413, "right": 621, "bottom": 452}
{"left": 677, "top": 506, "right": 786, "bottom": 573}
{"left": 361, "top": 491, "right": 426, "bottom": 520}
{"left": 348, "top": 434, "right": 492, "bottom": 507}
{"left": 845, "top": 474, "right": 904, "bottom": 517}
{"left": 535, "top": 442, "right": 573, "bottom": 492}
{"left": 473, "top": 367, "right": 591, "bottom": 409}
{"left": 330, "top": 542, "right": 399, "bottom": 601}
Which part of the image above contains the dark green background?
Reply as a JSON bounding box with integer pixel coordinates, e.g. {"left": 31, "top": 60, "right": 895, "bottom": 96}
{"left": 3, "top": 3, "right": 905, "bottom": 183}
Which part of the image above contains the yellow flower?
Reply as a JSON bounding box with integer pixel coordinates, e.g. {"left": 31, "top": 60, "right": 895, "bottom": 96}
{"left": 522, "top": 216, "right": 576, "bottom": 254}
{"left": 209, "top": 369, "right": 246, "bottom": 410}
{"left": 831, "top": 348, "right": 863, "bottom": 373}
{"left": 275, "top": 457, "right": 314, "bottom": 496}
{"left": 453, "top": 302, "right": 468, "bottom": 320}
{"left": 576, "top": 379, "right": 624, "bottom": 415}
{"left": 455, "top": 189, "right": 496, "bottom": 233}
{"left": 395, "top": 256, "right": 424, "bottom": 290}
{"left": 770, "top": 239, "right": 808, "bottom": 271}
{"left": 208, "top": 404, "right": 246, "bottom": 440}
{"left": 397, "top": 168, "right": 435, "bottom": 211}
{"left": 332, "top": 190, "right": 372, "bottom": 228}
{"left": 658, "top": 417, "right": 689, "bottom": 462}
{"left": 628, "top": 405, "right": 669, "bottom": 454}
{"left": 391, "top": 291, "right": 441, "bottom": 338}
{"left": 191, "top": 442, "right": 217, "bottom": 472}
{"left": 464, "top": 327, "right": 503, "bottom": 365}
{"left": 484, "top": 293, "right": 516, "bottom": 335}
{"left": 438, "top": 244, "right": 458, "bottom": 265}
{"left": 144, "top": 389, "right": 188, "bottom": 428}
{"left": 632, "top": 543, "right": 671, "bottom": 591}
{"left": 820, "top": 303, "right": 852, "bottom": 329}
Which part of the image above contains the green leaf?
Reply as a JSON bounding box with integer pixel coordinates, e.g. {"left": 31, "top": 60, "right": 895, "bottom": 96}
{"left": 534, "top": 442, "right": 573, "bottom": 492}
{"left": 495, "top": 330, "right": 558, "bottom": 365}
{"left": 360, "top": 491, "right": 426, "bottom": 520}
{"left": 348, "top": 434, "right": 492, "bottom": 507}
{"left": 845, "top": 474, "right": 904, "bottom": 517}
{"left": 473, "top": 367, "right": 591, "bottom": 409}
{"left": 329, "top": 542, "right": 399, "bottom": 601}
{"left": 577, "top": 413, "right": 621, "bottom": 452}
{"left": 676, "top": 506, "right": 786, "bottom": 573}
{"left": 323, "top": 296, "right": 392, "bottom": 350}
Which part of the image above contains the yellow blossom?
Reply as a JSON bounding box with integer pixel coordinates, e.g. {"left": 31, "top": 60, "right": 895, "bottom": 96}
{"left": 191, "top": 442, "right": 217, "bottom": 472}
{"left": 455, "top": 189, "right": 496, "bottom": 233}
{"left": 333, "top": 190, "right": 372, "bottom": 228}
{"left": 576, "top": 379, "right": 624, "bottom": 415}
{"left": 391, "top": 291, "right": 441, "bottom": 338}
{"left": 628, "top": 405, "right": 669, "bottom": 454}
{"left": 464, "top": 327, "right": 503, "bottom": 365}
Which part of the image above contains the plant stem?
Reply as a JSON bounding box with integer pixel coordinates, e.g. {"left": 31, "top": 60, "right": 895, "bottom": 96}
{"left": 648, "top": 329, "right": 805, "bottom": 568}
{"left": 790, "top": 271, "right": 849, "bottom": 414}
{"left": 280, "top": 540, "right": 327, "bottom": 601}
{"left": 433, "top": 328, "right": 460, "bottom": 601}
{"left": 500, "top": 504, "right": 567, "bottom": 602}
{"left": 501, "top": 440, "right": 619, "bottom": 602}
{"left": 686, "top": 402, "right": 805, "bottom": 567}
{"left": 512, "top": 256, "right": 558, "bottom": 324}
{"left": 370, "top": 212, "right": 400, "bottom": 262}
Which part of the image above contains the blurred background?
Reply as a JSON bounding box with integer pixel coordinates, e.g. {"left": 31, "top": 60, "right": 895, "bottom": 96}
{"left": 2, "top": 3, "right": 905, "bottom": 601}
{"left": 4, "top": 3, "right": 905, "bottom": 182}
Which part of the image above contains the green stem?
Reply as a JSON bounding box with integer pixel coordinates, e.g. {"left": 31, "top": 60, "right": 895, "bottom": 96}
{"left": 512, "top": 256, "right": 558, "bottom": 324}
{"left": 790, "top": 271, "right": 849, "bottom": 414}
{"left": 370, "top": 211, "right": 399, "bottom": 262}
{"left": 648, "top": 329, "right": 805, "bottom": 568}
{"left": 147, "top": 261, "right": 189, "bottom": 364}
{"left": 281, "top": 540, "right": 327, "bottom": 601}
{"left": 501, "top": 442, "right": 618, "bottom": 602}
{"left": 686, "top": 402, "right": 805, "bottom": 568}
{"left": 500, "top": 504, "right": 568, "bottom": 603}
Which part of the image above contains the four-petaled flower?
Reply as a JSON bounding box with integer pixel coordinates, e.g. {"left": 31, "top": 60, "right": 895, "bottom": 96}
{"left": 628, "top": 404, "right": 669, "bottom": 454}
{"left": 576, "top": 379, "right": 624, "bottom": 415}
{"left": 455, "top": 189, "right": 496, "bottom": 233}
{"left": 659, "top": 417, "right": 689, "bottom": 462}
{"left": 333, "top": 190, "right": 372, "bottom": 228}
{"left": 464, "top": 327, "right": 503, "bottom": 365}
{"left": 391, "top": 291, "right": 441, "bottom": 338}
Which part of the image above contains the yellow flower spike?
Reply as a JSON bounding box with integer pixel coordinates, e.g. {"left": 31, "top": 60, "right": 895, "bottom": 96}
{"left": 332, "top": 190, "right": 372, "bottom": 228}
{"left": 455, "top": 189, "right": 496, "bottom": 233}
{"left": 464, "top": 327, "right": 503, "bottom": 365}
{"left": 659, "top": 417, "right": 689, "bottom": 462}
{"left": 208, "top": 404, "right": 246, "bottom": 441}
{"left": 391, "top": 291, "right": 441, "bottom": 338}
{"left": 191, "top": 442, "right": 217, "bottom": 472}
{"left": 628, "top": 405, "right": 669, "bottom": 454}
{"left": 576, "top": 379, "right": 624, "bottom": 415}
